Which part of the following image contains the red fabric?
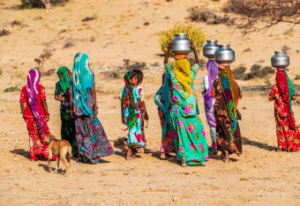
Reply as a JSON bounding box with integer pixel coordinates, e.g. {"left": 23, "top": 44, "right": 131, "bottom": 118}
{"left": 25, "top": 116, "right": 50, "bottom": 159}
{"left": 269, "top": 85, "right": 300, "bottom": 151}
{"left": 276, "top": 70, "right": 296, "bottom": 130}
{"left": 19, "top": 85, "right": 46, "bottom": 117}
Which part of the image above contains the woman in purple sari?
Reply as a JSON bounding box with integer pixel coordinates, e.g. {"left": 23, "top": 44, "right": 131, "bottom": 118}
{"left": 201, "top": 59, "right": 219, "bottom": 154}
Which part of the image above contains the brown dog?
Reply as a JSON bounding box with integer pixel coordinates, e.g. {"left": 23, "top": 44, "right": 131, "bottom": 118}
{"left": 45, "top": 134, "right": 72, "bottom": 175}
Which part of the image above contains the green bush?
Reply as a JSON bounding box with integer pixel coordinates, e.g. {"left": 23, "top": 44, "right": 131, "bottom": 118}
{"left": 159, "top": 23, "right": 207, "bottom": 56}
{"left": 20, "top": 0, "right": 61, "bottom": 9}
{"left": 4, "top": 86, "right": 20, "bottom": 93}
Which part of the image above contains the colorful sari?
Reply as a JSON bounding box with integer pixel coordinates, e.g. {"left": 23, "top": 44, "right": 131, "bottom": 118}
{"left": 211, "top": 67, "right": 242, "bottom": 155}
{"left": 70, "top": 52, "right": 114, "bottom": 163}
{"left": 20, "top": 69, "right": 50, "bottom": 160}
{"left": 154, "top": 73, "right": 176, "bottom": 153}
{"left": 269, "top": 69, "right": 300, "bottom": 151}
{"left": 121, "top": 71, "right": 146, "bottom": 148}
{"left": 202, "top": 60, "right": 219, "bottom": 151}
{"left": 165, "top": 60, "right": 209, "bottom": 166}
{"left": 55, "top": 66, "right": 77, "bottom": 153}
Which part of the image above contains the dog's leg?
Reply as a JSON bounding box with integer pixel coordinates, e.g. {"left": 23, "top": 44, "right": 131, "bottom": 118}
{"left": 48, "top": 149, "right": 52, "bottom": 172}
{"left": 55, "top": 156, "right": 60, "bottom": 174}
{"left": 60, "top": 155, "right": 69, "bottom": 176}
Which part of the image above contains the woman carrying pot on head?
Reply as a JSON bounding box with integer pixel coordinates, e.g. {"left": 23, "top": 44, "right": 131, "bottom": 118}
{"left": 69, "top": 52, "right": 114, "bottom": 164}
{"left": 268, "top": 51, "right": 300, "bottom": 152}
{"left": 164, "top": 39, "right": 209, "bottom": 167}
{"left": 211, "top": 45, "right": 243, "bottom": 163}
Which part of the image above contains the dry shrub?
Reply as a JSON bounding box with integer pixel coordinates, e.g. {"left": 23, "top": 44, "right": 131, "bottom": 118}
{"left": 0, "top": 69, "right": 2, "bottom": 76}
{"left": 82, "top": 13, "right": 98, "bottom": 22}
{"left": 20, "top": 0, "right": 68, "bottom": 9}
{"left": 44, "top": 68, "right": 56, "bottom": 76}
{"left": 0, "top": 30, "right": 10, "bottom": 37}
{"left": 234, "top": 64, "right": 275, "bottom": 80}
{"left": 159, "top": 23, "right": 207, "bottom": 55}
{"left": 187, "top": 6, "right": 236, "bottom": 25}
{"left": 104, "top": 71, "right": 121, "bottom": 79}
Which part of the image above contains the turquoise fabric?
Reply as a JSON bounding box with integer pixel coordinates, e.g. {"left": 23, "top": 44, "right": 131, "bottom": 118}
{"left": 154, "top": 73, "right": 172, "bottom": 137}
{"left": 72, "top": 52, "right": 94, "bottom": 116}
{"left": 121, "top": 87, "right": 146, "bottom": 148}
{"left": 165, "top": 63, "right": 209, "bottom": 165}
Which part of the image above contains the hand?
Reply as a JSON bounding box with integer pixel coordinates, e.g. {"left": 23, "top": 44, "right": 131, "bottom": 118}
{"left": 190, "top": 39, "right": 196, "bottom": 50}
{"left": 70, "top": 110, "right": 74, "bottom": 119}
{"left": 144, "top": 112, "right": 149, "bottom": 121}
{"left": 168, "top": 39, "right": 173, "bottom": 49}
{"left": 292, "top": 95, "right": 296, "bottom": 100}
{"left": 45, "top": 115, "right": 50, "bottom": 122}
{"left": 95, "top": 106, "right": 98, "bottom": 115}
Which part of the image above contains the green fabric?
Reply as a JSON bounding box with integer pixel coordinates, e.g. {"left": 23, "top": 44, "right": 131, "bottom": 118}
{"left": 166, "top": 63, "right": 209, "bottom": 165}
{"left": 285, "top": 71, "right": 295, "bottom": 114}
{"left": 61, "top": 109, "right": 77, "bottom": 153}
{"left": 121, "top": 71, "right": 136, "bottom": 130}
{"left": 57, "top": 66, "right": 71, "bottom": 94}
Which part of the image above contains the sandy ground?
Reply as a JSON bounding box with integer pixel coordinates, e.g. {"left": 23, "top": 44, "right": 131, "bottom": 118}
{"left": 0, "top": 0, "right": 300, "bottom": 205}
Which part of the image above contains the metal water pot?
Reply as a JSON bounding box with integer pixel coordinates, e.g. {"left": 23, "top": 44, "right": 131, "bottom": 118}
{"left": 203, "top": 40, "right": 218, "bottom": 58}
{"left": 214, "top": 44, "right": 235, "bottom": 63}
{"left": 271, "top": 51, "right": 289, "bottom": 68}
{"left": 171, "top": 33, "right": 192, "bottom": 54}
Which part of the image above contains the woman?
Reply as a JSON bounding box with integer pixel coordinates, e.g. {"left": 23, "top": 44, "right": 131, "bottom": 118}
{"left": 268, "top": 68, "right": 300, "bottom": 151}
{"left": 164, "top": 39, "right": 209, "bottom": 166}
{"left": 154, "top": 72, "right": 176, "bottom": 159}
{"left": 211, "top": 62, "right": 242, "bottom": 162}
{"left": 201, "top": 59, "right": 219, "bottom": 154}
{"left": 70, "top": 52, "right": 114, "bottom": 164}
{"left": 20, "top": 69, "right": 57, "bottom": 161}
{"left": 55, "top": 66, "right": 77, "bottom": 154}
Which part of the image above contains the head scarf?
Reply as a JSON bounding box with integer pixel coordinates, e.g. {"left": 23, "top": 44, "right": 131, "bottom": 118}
{"left": 57, "top": 66, "right": 71, "bottom": 95}
{"left": 154, "top": 73, "right": 172, "bottom": 137}
{"left": 219, "top": 66, "right": 240, "bottom": 140}
{"left": 203, "top": 59, "right": 219, "bottom": 127}
{"left": 121, "top": 71, "right": 137, "bottom": 130}
{"left": 174, "top": 54, "right": 192, "bottom": 95}
{"left": 276, "top": 68, "right": 296, "bottom": 130}
{"left": 72, "top": 52, "right": 94, "bottom": 116}
{"left": 26, "top": 69, "right": 45, "bottom": 136}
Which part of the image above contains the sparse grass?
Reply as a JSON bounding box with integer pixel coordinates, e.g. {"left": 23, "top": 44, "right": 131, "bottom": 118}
{"left": 15, "top": 71, "right": 27, "bottom": 79}
{"left": 242, "top": 47, "right": 251, "bottom": 53}
{"left": 295, "top": 75, "right": 300, "bottom": 80}
{"left": 4, "top": 86, "right": 20, "bottom": 93}
{"left": 96, "top": 86, "right": 116, "bottom": 95}
{"left": 28, "top": 29, "right": 34, "bottom": 33}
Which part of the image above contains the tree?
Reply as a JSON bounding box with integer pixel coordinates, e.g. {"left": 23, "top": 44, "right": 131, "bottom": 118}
{"left": 40, "top": 0, "right": 51, "bottom": 10}
{"left": 226, "top": 0, "right": 300, "bottom": 33}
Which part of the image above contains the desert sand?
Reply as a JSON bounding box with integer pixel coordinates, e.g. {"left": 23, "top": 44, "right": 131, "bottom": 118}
{"left": 0, "top": 0, "right": 300, "bottom": 205}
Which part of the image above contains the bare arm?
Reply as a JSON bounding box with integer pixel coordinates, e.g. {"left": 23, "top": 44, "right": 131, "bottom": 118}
{"left": 164, "top": 39, "right": 172, "bottom": 65}
{"left": 20, "top": 103, "right": 25, "bottom": 116}
{"left": 91, "top": 88, "right": 98, "bottom": 115}
{"left": 42, "top": 100, "right": 50, "bottom": 122}
{"left": 143, "top": 101, "right": 149, "bottom": 120}
{"left": 55, "top": 96, "right": 65, "bottom": 102}
{"left": 190, "top": 40, "right": 199, "bottom": 65}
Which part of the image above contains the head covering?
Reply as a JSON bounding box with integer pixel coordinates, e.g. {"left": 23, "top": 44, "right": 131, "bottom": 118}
{"left": 121, "top": 71, "right": 137, "bottom": 130}
{"left": 57, "top": 66, "right": 71, "bottom": 95}
{"left": 26, "top": 69, "right": 45, "bottom": 136}
{"left": 219, "top": 66, "right": 240, "bottom": 140}
{"left": 72, "top": 52, "right": 94, "bottom": 116}
{"left": 203, "top": 60, "right": 219, "bottom": 127}
{"left": 154, "top": 73, "right": 172, "bottom": 137}
{"left": 174, "top": 58, "right": 192, "bottom": 95}
{"left": 276, "top": 68, "right": 296, "bottom": 130}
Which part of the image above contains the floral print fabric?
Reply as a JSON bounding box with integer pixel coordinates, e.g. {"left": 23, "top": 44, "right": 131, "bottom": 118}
{"left": 121, "top": 87, "right": 146, "bottom": 148}
{"left": 269, "top": 84, "right": 300, "bottom": 151}
{"left": 165, "top": 63, "right": 209, "bottom": 165}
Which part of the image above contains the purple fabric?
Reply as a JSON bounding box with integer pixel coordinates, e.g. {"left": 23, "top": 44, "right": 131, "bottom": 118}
{"left": 26, "top": 69, "right": 45, "bottom": 136}
{"left": 203, "top": 60, "right": 219, "bottom": 127}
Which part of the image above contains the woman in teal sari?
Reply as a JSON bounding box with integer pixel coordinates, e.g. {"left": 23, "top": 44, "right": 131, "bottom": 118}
{"left": 164, "top": 40, "right": 209, "bottom": 166}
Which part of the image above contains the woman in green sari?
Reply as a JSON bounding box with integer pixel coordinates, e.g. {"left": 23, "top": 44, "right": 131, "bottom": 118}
{"left": 55, "top": 66, "right": 77, "bottom": 154}
{"left": 164, "top": 40, "right": 209, "bottom": 166}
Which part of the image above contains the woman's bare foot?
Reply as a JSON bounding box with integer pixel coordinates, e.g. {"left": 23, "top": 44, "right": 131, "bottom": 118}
{"left": 181, "top": 160, "right": 187, "bottom": 167}
{"left": 224, "top": 158, "right": 231, "bottom": 163}
{"left": 277, "top": 147, "right": 282, "bottom": 152}
{"left": 126, "top": 148, "right": 135, "bottom": 160}
{"left": 160, "top": 152, "right": 166, "bottom": 159}
{"left": 219, "top": 151, "right": 226, "bottom": 160}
